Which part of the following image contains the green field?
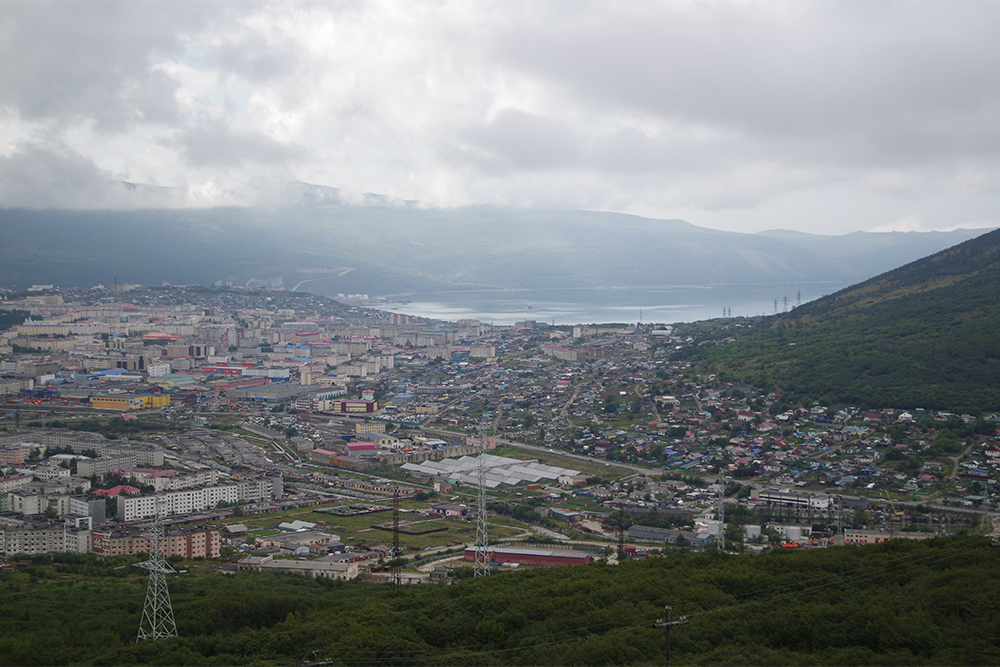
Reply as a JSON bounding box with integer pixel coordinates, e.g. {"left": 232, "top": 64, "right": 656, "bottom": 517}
{"left": 236, "top": 501, "right": 528, "bottom": 554}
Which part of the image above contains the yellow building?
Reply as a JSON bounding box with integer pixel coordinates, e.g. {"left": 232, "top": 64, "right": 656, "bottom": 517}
{"left": 90, "top": 394, "right": 171, "bottom": 410}
{"left": 144, "top": 395, "right": 171, "bottom": 408}
{"left": 355, "top": 421, "right": 387, "bottom": 434}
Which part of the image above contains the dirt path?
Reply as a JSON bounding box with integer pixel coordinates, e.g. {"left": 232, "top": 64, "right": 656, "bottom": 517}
{"left": 947, "top": 443, "right": 976, "bottom": 480}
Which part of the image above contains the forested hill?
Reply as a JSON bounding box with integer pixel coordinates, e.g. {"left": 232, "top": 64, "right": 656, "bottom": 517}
{"left": 2, "top": 537, "right": 1000, "bottom": 665}
{"left": 691, "top": 228, "right": 1000, "bottom": 413}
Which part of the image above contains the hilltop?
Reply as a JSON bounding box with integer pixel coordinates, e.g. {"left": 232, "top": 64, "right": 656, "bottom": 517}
{"left": 690, "top": 228, "right": 1000, "bottom": 413}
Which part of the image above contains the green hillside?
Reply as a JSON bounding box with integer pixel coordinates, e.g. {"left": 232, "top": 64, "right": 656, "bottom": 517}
{"left": 692, "top": 229, "right": 1000, "bottom": 413}
{"left": 2, "top": 537, "right": 999, "bottom": 665}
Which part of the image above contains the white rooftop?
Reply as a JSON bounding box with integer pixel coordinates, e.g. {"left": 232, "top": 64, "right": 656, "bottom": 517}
{"left": 401, "top": 454, "right": 579, "bottom": 487}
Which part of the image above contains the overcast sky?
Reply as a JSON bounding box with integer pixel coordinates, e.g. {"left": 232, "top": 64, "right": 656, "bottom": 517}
{"left": 3, "top": 1, "right": 1000, "bottom": 235}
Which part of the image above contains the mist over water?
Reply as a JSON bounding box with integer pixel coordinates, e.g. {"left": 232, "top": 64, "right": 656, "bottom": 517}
{"left": 387, "top": 282, "right": 852, "bottom": 326}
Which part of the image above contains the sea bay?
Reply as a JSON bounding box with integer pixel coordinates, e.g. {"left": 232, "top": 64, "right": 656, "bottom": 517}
{"left": 386, "top": 282, "right": 852, "bottom": 326}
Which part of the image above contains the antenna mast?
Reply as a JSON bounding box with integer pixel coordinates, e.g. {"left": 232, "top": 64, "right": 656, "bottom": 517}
{"left": 135, "top": 498, "right": 177, "bottom": 642}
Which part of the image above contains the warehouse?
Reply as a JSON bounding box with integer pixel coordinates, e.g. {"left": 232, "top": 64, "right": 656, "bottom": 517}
{"left": 401, "top": 454, "right": 579, "bottom": 488}
{"left": 464, "top": 546, "right": 591, "bottom": 567}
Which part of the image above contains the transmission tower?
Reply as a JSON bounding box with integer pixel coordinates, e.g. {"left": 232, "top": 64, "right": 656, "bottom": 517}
{"left": 717, "top": 479, "right": 724, "bottom": 552}
{"left": 617, "top": 501, "right": 627, "bottom": 560}
{"left": 474, "top": 434, "right": 491, "bottom": 576}
{"left": 391, "top": 488, "right": 402, "bottom": 591}
{"left": 135, "top": 498, "right": 177, "bottom": 642}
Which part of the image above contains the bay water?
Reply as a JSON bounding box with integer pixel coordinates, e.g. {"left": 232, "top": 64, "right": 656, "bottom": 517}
{"left": 385, "top": 282, "right": 852, "bottom": 326}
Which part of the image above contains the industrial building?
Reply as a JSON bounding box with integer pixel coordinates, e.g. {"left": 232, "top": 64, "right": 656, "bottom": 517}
{"left": 463, "top": 546, "right": 592, "bottom": 567}
{"left": 237, "top": 554, "right": 359, "bottom": 580}
{"left": 401, "top": 454, "right": 580, "bottom": 488}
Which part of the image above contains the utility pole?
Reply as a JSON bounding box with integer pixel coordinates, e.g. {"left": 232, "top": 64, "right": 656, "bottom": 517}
{"left": 653, "top": 606, "right": 689, "bottom": 667}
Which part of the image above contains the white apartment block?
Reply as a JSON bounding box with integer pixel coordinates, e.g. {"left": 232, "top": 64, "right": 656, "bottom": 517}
{"left": 117, "top": 484, "right": 239, "bottom": 522}
{"left": 469, "top": 345, "right": 496, "bottom": 358}
{"left": 0, "top": 521, "right": 89, "bottom": 556}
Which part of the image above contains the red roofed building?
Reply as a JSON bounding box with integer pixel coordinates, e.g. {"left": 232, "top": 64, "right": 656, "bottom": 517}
{"left": 347, "top": 442, "right": 376, "bottom": 457}
{"left": 93, "top": 485, "right": 141, "bottom": 496}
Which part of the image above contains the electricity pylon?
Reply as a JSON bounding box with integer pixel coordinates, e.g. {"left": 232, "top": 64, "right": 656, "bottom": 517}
{"left": 135, "top": 498, "right": 177, "bottom": 642}
{"left": 391, "top": 488, "right": 402, "bottom": 591}
{"left": 474, "top": 433, "right": 491, "bottom": 576}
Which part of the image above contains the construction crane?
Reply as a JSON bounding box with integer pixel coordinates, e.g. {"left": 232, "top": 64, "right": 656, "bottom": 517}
{"left": 881, "top": 491, "right": 902, "bottom": 538}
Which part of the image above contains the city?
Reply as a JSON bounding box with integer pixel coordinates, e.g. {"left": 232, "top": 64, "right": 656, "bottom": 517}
{"left": 2, "top": 283, "right": 995, "bottom": 584}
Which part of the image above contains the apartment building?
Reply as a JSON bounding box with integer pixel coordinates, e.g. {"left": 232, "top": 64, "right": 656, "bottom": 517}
{"left": 0, "top": 517, "right": 91, "bottom": 556}
{"left": 92, "top": 525, "right": 220, "bottom": 558}
{"left": 117, "top": 485, "right": 239, "bottom": 521}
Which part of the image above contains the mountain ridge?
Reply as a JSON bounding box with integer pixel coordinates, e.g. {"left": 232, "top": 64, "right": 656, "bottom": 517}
{"left": 0, "top": 204, "right": 991, "bottom": 298}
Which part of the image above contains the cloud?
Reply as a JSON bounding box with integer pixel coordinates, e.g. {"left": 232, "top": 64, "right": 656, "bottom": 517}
{"left": 174, "top": 122, "right": 310, "bottom": 168}
{"left": 0, "top": 2, "right": 223, "bottom": 132}
{"left": 0, "top": 141, "right": 182, "bottom": 208}
{"left": 3, "top": 1, "right": 1000, "bottom": 235}
{"left": 457, "top": 109, "right": 582, "bottom": 171}
{"left": 494, "top": 2, "right": 1000, "bottom": 169}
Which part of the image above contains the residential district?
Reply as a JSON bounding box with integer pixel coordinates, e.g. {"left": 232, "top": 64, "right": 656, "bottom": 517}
{"left": 0, "top": 284, "right": 997, "bottom": 580}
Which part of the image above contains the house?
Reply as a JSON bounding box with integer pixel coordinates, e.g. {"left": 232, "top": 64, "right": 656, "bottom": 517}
{"left": 430, "top": 503, "right": 467, "bottom": 517}
{"left": 222, "top": 524, "right": 249, "bottom": 541}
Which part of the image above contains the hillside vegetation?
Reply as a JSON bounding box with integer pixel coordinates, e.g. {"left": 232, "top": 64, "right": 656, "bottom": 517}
{"left": 1, "top": 537, "right": 999, "bottom": 665}
{"left": 690, "top": 229, "right": 1000, "bottom": 413}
